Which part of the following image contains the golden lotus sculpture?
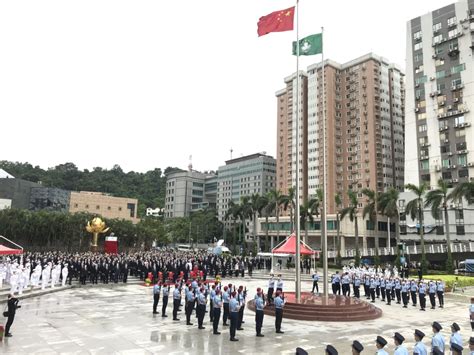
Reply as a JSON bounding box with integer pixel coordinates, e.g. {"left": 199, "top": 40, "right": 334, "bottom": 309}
{"left": 86, "top": 217, "right": 110, "bottom": 251}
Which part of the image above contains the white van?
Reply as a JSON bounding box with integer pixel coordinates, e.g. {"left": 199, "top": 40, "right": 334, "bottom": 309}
{"left": 177, "top": 244, "right": 193, "bottom": 251}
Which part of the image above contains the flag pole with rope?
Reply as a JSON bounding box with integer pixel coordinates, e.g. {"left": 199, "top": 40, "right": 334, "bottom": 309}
{"left": 321, "top": 26, "right": 329, "bottom": 298}
{"left": 295, "top": 0, "right": 301, "bottom": 302}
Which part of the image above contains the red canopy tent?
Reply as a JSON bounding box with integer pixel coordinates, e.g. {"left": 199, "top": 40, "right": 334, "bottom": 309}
{"left": 0, "top": 245, "right": 23, "bottom": 255}
{"left": 272, "top": 233, "right": 319, "bottom": 256}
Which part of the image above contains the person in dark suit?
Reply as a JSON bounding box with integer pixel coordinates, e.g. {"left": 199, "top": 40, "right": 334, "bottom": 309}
{"left": 4, "top": 294, "right": 21, "bottom": 337}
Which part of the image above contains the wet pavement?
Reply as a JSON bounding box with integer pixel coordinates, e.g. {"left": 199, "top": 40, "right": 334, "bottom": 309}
{"left": 0, "top": 278, "right": 469, "bottom": 354}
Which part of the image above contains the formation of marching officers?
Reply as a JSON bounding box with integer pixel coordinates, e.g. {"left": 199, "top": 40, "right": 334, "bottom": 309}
{"left": 151, "top": 278, "right": 285, "bottom": 341}
{"left": 327, "top": 268, "right": 446, "bottom": 311}
{"left": 320, "top": 321, "right": 469, "bottom": 354}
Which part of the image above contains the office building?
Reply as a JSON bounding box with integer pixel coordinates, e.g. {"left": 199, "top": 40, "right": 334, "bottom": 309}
{"left": 164, "top": 169, "right": 217, "bottom": 218}
{"left": 405, "top": 0, "right": 474, "bottom": 186}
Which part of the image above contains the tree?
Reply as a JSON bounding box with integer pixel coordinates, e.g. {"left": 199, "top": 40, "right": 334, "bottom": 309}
{"left": 268, "top": 189, "right": 284, "bottom": 249}
{"left": 262, "top": 193, "right": 274, "bottom": 252}
{"left": 425, "top": 179, "right": 453, "bottom": 273}
{"left": 362, "top": 188, "right": 380, "bottom": 265}
{"left": 448, "top": 181, "right": 474, "bottom": 204}
{"left": 249, "top": 194, "right": 267, "bottom": 253}
{"left": 378, "top": 188, "right": 401, "bottom": 264}
{"left": 300, "top": 198, "right": 318, "bottom": 245}
{"left": 405, "top": 182, "right": 429, "bottom": 274}
{"left": 281, "top": 187, "right": 296, "bottom": 233}
{"left": 335, "top": 193, "right": 343, "bottom": 267}
{"left": 340, "top": 190, "right": 360, "bottom": 266}
{"left": 224, "top": 201, "right": 240, "bottom": 254}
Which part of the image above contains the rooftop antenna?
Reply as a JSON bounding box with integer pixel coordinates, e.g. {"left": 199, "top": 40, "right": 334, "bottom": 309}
{"left": 188, "top": 155, "right": 193, "bottom": 171}
{"left": 230, "top": 148, "right": 233, "bottom": 159}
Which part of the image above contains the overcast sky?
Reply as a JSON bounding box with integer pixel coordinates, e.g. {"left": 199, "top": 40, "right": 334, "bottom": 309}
{"left": 0, "top": 0, "right": 454, "bottom": 173}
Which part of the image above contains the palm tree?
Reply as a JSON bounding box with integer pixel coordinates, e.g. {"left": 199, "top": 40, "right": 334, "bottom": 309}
{"left": 378, "top": 188, "right": 401, "bottom": 258}
{"left": 405, "top": 182, "right": 429, "bottom": 274}
{"left": 448, "top": 181, "right": 474, "bottom": 204}
{"left": 225, "top": 201, "right": 241, "bottom": 254}
{"left": 260, "top": 193, "right": 274, "bottom": 252}
{"left": 268, "top": 189, "right": 284, "bottom": 249}
{"left": 335, "top": 193, "right": 343, "bottom": 266}
{"left": 239, "top": 196, "right": 252, "bottom": 255}
{"left": 282, "top": 187, "right": 296, "bottom": 233}
{"left": 340, "top": 190, "right": 360, "bottom": 266}
{"left": 249, "top": 193, "right": 267, "bottom": 253}
{"left": 425, "top": 179, "right": 453, "bottom": 273}
{"left": 362, "top": 188, "right": 380, "bottom": 262}
{"left": 300, "top": 198, "right": 318, "bottom": 245}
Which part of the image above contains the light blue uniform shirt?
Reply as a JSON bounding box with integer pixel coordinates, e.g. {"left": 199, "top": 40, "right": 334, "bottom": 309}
{"left": 418, "top": 284, "right": 426, "bottom": 295}
{"left": 429, "top": 283, "right": 436, "bottom": 293}
{"left": 332, "top": 275, "right": 340, "bottom": 284}
{"left": 163, "top": 287, "right": 169, "bottom": 297}
{"left": 413, "top": 341, "right": 427, "bottom": 355}
{"left": 376, "top": 349, "right": 389, "bottom": 355}
{"left": 431, "top": 333, "right": 445, "bottom": 353}
{"left": 354, "top": 278, "right": 361, "bottom": 287}
{"left": 401, "top": 284, "right": 408, "bottom": 292}
{"left": 222, "top": 292, "right": 229, "bottom": 304}
{"left": 411, "top": 283, "right": 418, "bottom": 292}
{"left": 255, "top": 296, "right": 264, "bottom": 311}
{"left": 153, "top": 285, "right": 161, "bottom": 295}
{"left": 312, "top": 274, "right": 319, "bottom": 281}
{"left": 436, "top": 282, "right": 444, "bottom": 292}
{"left": 394, "top": 345, "right": 409, "bottom": 355}
{"left": 197, "top": 293, "right": 206, "bottom": 306}
{"left": 213, "top": 295, "right": 222, "bottom": 309}
{"left": 186, "top": 290, "right": 195, "bottom": 302}
{"left": 229, "top": 298, "right": 239, "bottom": 313}
{"left": 173, "top": 288, "right": 181, "bottom": 300}
{"left": 274, "top": 296, "right": 284, "bottom": 309}
{"left": 450, "top": 332, "right": 462, "bottom": 347}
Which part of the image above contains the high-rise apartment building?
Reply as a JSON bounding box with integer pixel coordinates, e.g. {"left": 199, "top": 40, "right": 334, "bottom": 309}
{"left": 405, "top": 0, "right": 474, "bottom": 186}
{"left": 277, "top": 53, "right": 405, "bottom": 214}
{"left": 217, "top": 153, "right": 276, "bottom": 224}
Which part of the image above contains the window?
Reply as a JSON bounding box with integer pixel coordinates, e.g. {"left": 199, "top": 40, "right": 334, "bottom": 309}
{"left": 414, "top": 42, "right": 423, "bottom": 51}
{"left": 435, "top": 59, "right": 444, "bottom": 66}
{"left": 436, "top": 70, "right": 446, "bottom": 79}
{"left": 420, "top": 160, "right": 429, "bottom": 170}
{"left": 459, "top": 169, "right": 469, "bottom": 178}
{"left": 455, "top": 116, "right": 465, "bottom": 126}
{"left": 417, "top": 113, "right": 427, "bottom": 120}
{"left": 442, "top": 172, "right": 452, "bottom": 180}
{"left": 435, "top": 47, "right": 443, "bottom": 55}
{"left": 437, "top": 83, "right": 446, "bottom": 91}
{"left": 456, "top": 142, "right": 467, "bottom": 151}
{"left": 415, "top": 76, "right": 427, "bottom": 85}
{"left": 458, "top": 155, "right": 467, "bottom": 165}
{"left": 448, "top": 28, "right": 459, "bottom": 38}
{"left": 451, "top": 63, "right": 465, "bottom": 74}
{"left": 433, "top": 22, "right": 442, "bottom": 32}
{"left": 432, "top": 34, "right": 443, "bottom": 45}
{"left": 413, "top": 31, "right": 422, "bottom": 40}
{"left": 414, "top": 53, "right": 423, "bottom": 62}
{"left": 447, "top": 16, "right": 457, "bottom": 27}
{"left": 418, "top": 124, "right": 427, "bottom": 132}
{"left": 439, "top": 120, "right": 448, "bottom": 129}
{"left": 452, "top": 78, "right": 462, "bottom": 87}
{"left": 455, "top": 129, "right": 465, "bottom": 138}
{"left": 442, "top": 159, "right": 451, "bottom": 168}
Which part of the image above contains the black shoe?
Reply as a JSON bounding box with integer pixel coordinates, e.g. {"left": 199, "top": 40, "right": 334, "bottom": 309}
{"left": 230, "top": 338, "right": 239, "bottom": 342}
{"left": 213, "top": 332, "right": 221, "bottom": 335}
{"left": 237, "top": 328, "right": 244, "bottom": 331}
{"left": 173, "top": 318, "right": 180, "bottom": 321}
{"left": 162, "top": 314, "right": 168, "bottom": 317}
{"left": 5, "top": 333, "right": 12, "bottom": 337}
{"left": 371, "top": 300, "right": 375, "bottom": 303}
{"left": 396, "top": 302, "right": 400, "bottom": 304}
{"left": 187, "top": 323, "right": 193, "bottom": 325}
{"left": 420, "top": 308, "right": 425, "bottom": 311}
{"left": 386, "top": 303, "right": 391, "bottom": 305}
{"left": 431, "top": 307, "right": 435, "bottom": 309}
{"left": 223, "top": 323, "right": 229, "bottom": 326}
{"left": 403, "top": 305, "right": 407, "bottom": 308}
{"left": 276, "top": 330, "right": 284, "bottom": 334}
{"left": 256, "top": 334, "right": 264, "bottom": 337}
{"left": 153, "top": 311, "right": 159, "bottom": 314}
{"left": 241, "top": 321, "right": 245, "bottom": 324}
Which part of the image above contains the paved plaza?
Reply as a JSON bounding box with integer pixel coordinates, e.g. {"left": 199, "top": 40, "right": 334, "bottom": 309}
{"left": 0, "top": 278, "right": 470, "bottom": 354}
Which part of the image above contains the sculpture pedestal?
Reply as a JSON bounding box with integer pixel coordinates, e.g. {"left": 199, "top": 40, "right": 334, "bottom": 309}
{"left": 247, "top": 292, "right": 382, "bottom": 322}
{"left": 90, "top": 245, "right": 99, "bottom": 253}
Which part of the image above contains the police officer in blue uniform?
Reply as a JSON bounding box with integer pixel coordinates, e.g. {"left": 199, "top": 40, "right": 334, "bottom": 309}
{"left": 222, "top": 285, "right": 230, "bottom": 326}
{"left": 351, "top": 340, "right": 364, "bottom": 354}
{"left": 413, "top": 329, "right": 428, "bottom": 355}
{"left": 353, "top": 275, "right": 361, "bottom": 298}
{"left": 375, "top": 336, "right": 388, "bottom": 355}
{"left": 436, "top": 280, "right": 444, "bottom": 308}
{"left": 255, "top": 288, "right": 265, "bottom": 337}
{"left": 332, "top": 272, "right": 341, "bottom": 295}
{"left": 431, "top": 321, "right": 445, "bottom": 354}
{"left": 410, "top": 280, "right": 418, "bottom": 307}
{"left": 428, "top": 281, "right": 437, "bottom": 309}
{"left": 185, "top": 285, "right": 195, "bottom": 325}
{"left": 161, "top": 283, "right": 169, "bottom": 317}
{"left": 229, "top": 291, "right": 240, "bottom": 341}
{"left": 274, "top": 290, "right": 285, "bottom": 334}
{"left": 212, "top": 289, "right": 222, "bottom": 335}
{"left": 196, "top": 287, "right": 206, "bottom": 329}
{"left": 325, "top": 344, "right": 338, "bottom": 355}
{"left": 393, "top": 332, "right": 408, "bottom": 355}
{"left": 450, "top": 343, "right": 463, "bottom": 355}
{"left": 172, "top": 283, "right": 181, "bottom": 321}
{"left": 418, "top": 281, "right": 426, "bottom": 311}
{"left": 152, "top": 281, "right": 161, "bottom": 314}
{"left": 401, "top": 280, "right": 409, "bottom": 308}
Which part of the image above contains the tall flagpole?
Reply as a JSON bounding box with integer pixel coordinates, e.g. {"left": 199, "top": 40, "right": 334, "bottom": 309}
{"left": 321, "top": 26, "right": 329, "bottom": 297}
{"left": 295, "top": 0, "right": 301, "bottom": 302}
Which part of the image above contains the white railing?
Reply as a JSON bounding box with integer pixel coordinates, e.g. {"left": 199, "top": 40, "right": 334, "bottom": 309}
{"left": 327, "top": 242, "right": 474, "bottom": 258}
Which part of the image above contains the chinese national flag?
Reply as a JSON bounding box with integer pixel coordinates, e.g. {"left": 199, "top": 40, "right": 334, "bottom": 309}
{"left": 257, "top": 7, "right": 295, "bottom": 37}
